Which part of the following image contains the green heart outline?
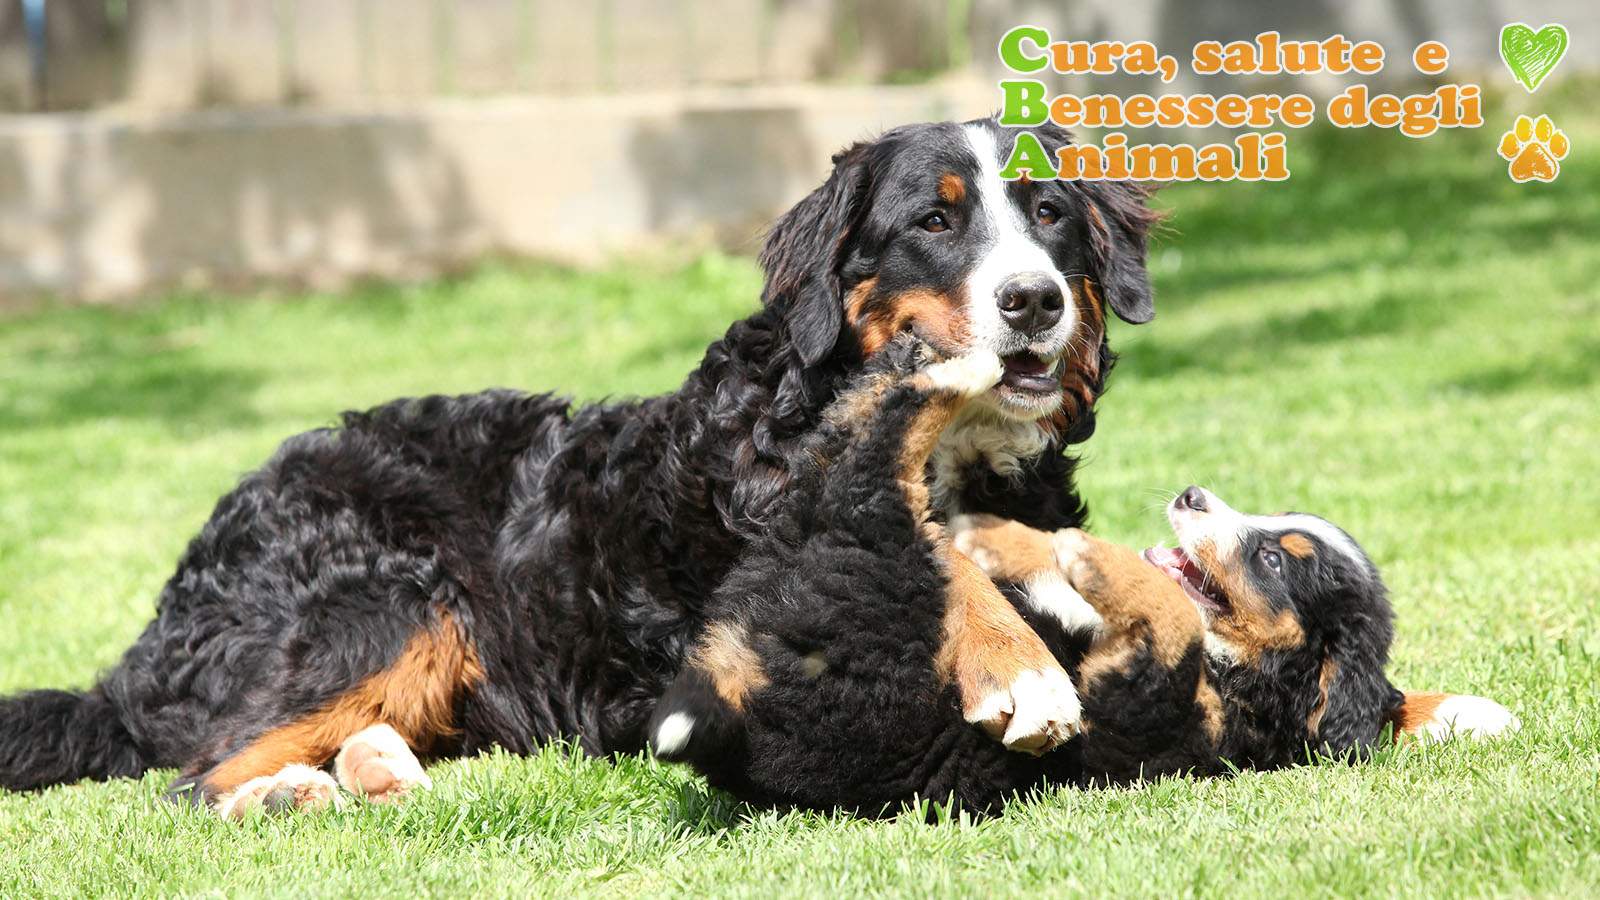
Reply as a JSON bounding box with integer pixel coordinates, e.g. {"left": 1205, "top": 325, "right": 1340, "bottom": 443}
{"left": 1500, "top": 22, "right": 1568, "bottom": 93}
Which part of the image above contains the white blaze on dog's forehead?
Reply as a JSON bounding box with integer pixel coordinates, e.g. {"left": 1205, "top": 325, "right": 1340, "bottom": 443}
{"left": 653, "top": 711, "right": 695, "bottom": 755}
{"left": 1247, "top": 513, "right": 1367, "bottom": 569}
{"left": 1173, "top": 488, "right": 1367, "bottom": 571}
{"left": 1024, "top": 570, "right": 1104, "bottom": 636}
{"left": 959, "top": 124, "right": 1072, "bottom": 350}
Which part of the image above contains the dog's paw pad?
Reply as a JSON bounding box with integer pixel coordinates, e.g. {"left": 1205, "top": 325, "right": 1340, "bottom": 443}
{"left": 1498, "top": 114, "right": 1569, "bottom": 182}
{"left": 921, "top": 351, "right": 1004, "bottom": 397}
{"left": 215, "top": 764, "right": 339, "bottom": 820}
{"left": 335, "top": 725, "right": 431, "bottom": 804}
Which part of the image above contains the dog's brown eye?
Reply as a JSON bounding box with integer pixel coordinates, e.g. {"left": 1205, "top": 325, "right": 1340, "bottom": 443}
{"left": 1260, "top": 548, "right": 1283, "bottom": 572}
{"left": 920, "top": 213, "right": 949, "bottom": 233}
{"left": 1036, "top": 203, "right": 1060, "bottom": 225}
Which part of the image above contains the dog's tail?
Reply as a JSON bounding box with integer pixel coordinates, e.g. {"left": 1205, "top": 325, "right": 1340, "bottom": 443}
{"left": 0, "top": 687, "right": 145, "bottom": 791}
{"left": 647, "top": 667, "right": 743, "bottom": 766}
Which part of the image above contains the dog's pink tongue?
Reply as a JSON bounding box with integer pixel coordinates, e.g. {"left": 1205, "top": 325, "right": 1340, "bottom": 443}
{"left": 1142, "top": 546, "right": 1190, "bottom": 583}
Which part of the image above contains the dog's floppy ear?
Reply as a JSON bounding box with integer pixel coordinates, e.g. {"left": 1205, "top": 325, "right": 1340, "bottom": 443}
{"left": 1385, "top": 691, "right": 1521, "bottom": 742}
{"left": 759, "top": 144, "right": 871, "bottom": 366}
{"left": 1079, "top": 179, "right": 1161, "bottom": 325}
{"left": 1315, "top": 662, "right": 1405, "bottom": 757}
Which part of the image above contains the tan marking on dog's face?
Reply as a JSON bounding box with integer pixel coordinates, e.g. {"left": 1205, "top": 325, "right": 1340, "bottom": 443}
{"left": 1306, "top": 656, "right": 1339, "bottom": 735}
{"left": 938, "top": 171, "right": 966, "bottom": 204}
{"left": 1045, "top": 278, "right": 1107, "bottom": 438}
{"left": 1188, "top": 540, "right": 1306, "bottom": 664}
{"left": 199, "top": 610, "right": 482, "bottom": 797}
{"left": 690, "top": 620, "right": 770, "bottom": 712}
{"left": 848, "top": 283, "right": 972, "bottom": 358}
{"left": 1280, "top": 533, "right": 1316, "bottom": 559}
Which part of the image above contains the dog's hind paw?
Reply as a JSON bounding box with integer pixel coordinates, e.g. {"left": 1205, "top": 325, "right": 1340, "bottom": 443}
{"left": 967, "top": 667, "right": 1083, "bottom": 755}
{"left": 334, "top": 724, "right": 432, "bottom": 804}
{"left": 214, "top": 764, "right": 341, "bottom": 820}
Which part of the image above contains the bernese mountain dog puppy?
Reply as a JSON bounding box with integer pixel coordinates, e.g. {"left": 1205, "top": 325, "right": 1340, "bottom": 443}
{"left": 647, "top": 346, "right": 1517, "bottom": 815}
{"left": 0, "top": 118, "right": 1163, "bottom": 815}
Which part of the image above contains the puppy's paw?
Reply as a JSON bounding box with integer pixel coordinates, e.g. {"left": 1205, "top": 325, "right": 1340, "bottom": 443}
{"left": 919, "top": 351, "right": 1004, "bottom": 398}
{"left": 950, "top": 514, "right": 1010, "bottom": 575}
{"left": 334, "top": 724, "right": 432, "bottom": 805}
{"left": 951, "top": 514, "right": 1059, "bottom": 584}
{"left": 1050, "top": 527, "right": 1095, "bottom": 571}
{"left": 966, "top": 667, "right": 1082, "bottom": 755}
{"left": 214, "top": 764, "right": 340, "bottom": 820}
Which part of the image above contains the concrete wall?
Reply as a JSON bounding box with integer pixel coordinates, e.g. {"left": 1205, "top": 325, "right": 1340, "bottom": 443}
{"left": 0, "top": 83, "right": 994, "bottom": 301}
{"left": 5, "top": 1, "right": 1599, "bottom": 112}
{"left": 2, "top": 0, "right": 1597, "bottom": 302}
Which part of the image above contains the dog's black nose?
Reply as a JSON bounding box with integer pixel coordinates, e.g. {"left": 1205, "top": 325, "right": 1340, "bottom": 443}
{"left": 996, "top": 273, "right": 1064, "bottom": 336}
{"left": 1177, "top": 485, "right": 1208, "bottom": 512}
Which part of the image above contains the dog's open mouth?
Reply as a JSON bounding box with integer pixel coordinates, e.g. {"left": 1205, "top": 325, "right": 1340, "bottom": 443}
{"left": 999, "top": 352, "right": 1060, "bottom": 395}
{"left": 1142, "top": 546, "right": 1230, "bottom": 613}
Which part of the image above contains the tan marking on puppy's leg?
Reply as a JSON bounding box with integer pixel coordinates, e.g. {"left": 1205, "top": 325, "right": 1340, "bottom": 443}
{"left": 936, "top": 545, "right": 1081, "bottom": 754}
{"left": 334, "top": 723, "right": 433, "bottom": 804}
{"left": 200, "top": 610, "right": 482, "bottom": 805}
{"left": 950, "top": 514, "right": 1059, "bottom": 584}
{"left": 689, "top": 621, "right": 769, "bottom": 712}
{"left": 1054, "top": 529, "right": 1202, "bottom": 668}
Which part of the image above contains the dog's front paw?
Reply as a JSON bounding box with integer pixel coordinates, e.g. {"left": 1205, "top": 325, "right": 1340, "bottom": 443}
{"left": 965, "top": 667, "right": 1082, "bottom": 755}
{"left": 919, "top": 350, "right": 1004, "bottom": 398}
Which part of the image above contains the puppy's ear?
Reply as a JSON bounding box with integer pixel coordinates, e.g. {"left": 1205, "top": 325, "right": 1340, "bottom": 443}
{"left": 1385, "top": 691, "right": 1521, "bottom": 742}
{"left": 760, "top": 144, "right": 871, "bottom": 366}
{"left": 1079, "top": 179, "right": 1161, "bottom": 325}
{"left": 1314, "top": 657, "right": 1403, "bottom": 757}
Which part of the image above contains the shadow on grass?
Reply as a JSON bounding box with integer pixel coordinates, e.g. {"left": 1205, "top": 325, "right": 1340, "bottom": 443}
{"left": 1445, "top": 337, "right": 1600, "bottom": 396}
{"left": 1125, "top": 119, "right": 1600, "bottom": 381}
{"left": 1119, "top": 286, "right": 1468, "bottom": 380}
{"left": 1, "top": 311, "right": 266, "bottom": 433}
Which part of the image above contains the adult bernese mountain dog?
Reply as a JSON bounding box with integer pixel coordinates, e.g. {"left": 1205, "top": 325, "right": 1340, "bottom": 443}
{"left": 0, "top": 118, "right": 1165, "bottom": 814}
{"left": 645, "top": 346, "right": 1518, "bottom": 815}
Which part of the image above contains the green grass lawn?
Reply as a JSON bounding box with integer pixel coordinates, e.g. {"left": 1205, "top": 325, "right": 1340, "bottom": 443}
{"left": 3, "top": 94, "right": 1600, "bottom": 897}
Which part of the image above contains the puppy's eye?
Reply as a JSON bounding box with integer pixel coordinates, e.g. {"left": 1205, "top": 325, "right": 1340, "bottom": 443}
{"left": 1036, "top": 203, "right": 1060, "bottom": 225}
{"left": 1260, "top": 548, "right": 1283, "bottom": 572}
{"left": 919, "top": 213, "right": 949, "bottom": 233}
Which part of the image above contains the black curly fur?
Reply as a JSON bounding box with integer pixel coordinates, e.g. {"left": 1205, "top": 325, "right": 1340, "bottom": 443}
{"left": 649, "top": 354, "right": 1404, "bottom": 816}
{"left": 0, "top": 116, "right": 1158, "bottom": 797}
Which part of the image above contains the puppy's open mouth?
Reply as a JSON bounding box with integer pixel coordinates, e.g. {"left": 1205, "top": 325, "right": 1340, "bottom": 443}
{"left": 999, "top": 352, "right": 1060, "bottom": 395}
{"left": 1142, "top": 546, "right": 1230, "bottom": 613}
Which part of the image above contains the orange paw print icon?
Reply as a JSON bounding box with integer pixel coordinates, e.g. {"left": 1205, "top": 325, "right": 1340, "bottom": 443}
{"left": 1498, "top": 114, "right": 1569, "bottom": 182}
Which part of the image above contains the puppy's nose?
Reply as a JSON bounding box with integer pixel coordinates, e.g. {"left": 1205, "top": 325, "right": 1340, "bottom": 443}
{"left": 996, "top": 273, "right": 1064, "bottom": 336}
{"left": 1176, "top": 485, "right": 1208, "bottom": 512}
